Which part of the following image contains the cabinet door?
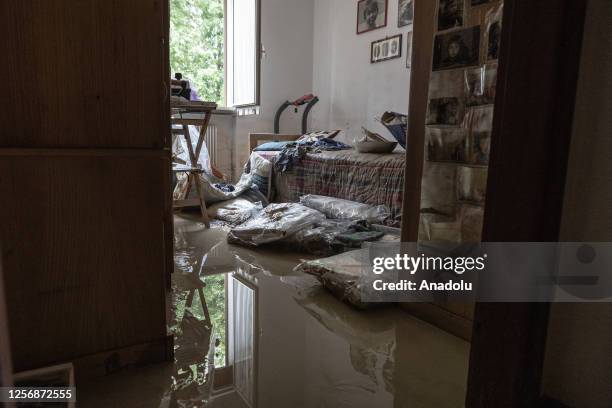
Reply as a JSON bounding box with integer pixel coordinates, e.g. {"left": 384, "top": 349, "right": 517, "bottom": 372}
{"left": 0, "top": 153, "right": 171, "bottom": 371}
{"left": 0, "top": 0, "right": 169, "bottom": 149}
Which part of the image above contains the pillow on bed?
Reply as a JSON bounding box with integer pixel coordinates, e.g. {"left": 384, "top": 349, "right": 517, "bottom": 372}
{"left": 253, "top": 140, "right": 295, "bottom": 151}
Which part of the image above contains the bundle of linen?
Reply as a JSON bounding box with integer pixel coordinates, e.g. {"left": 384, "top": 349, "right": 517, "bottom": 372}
{"left": 299, "top": 195, "right": 390, "bottom": 224}
{"left": 282, "top": 220, "right": 385, "bottom": 256}
{"left": 226, "top": 195, "right": 392, "bottom": 253}
{"left": 227, "top": 203, "right": 326, "bottom": 247}
{"left": 294, "top": 250, "right": 386, "bottom": 309}
{"left": 206, "top": 198, "right": 263, "bottom": 226}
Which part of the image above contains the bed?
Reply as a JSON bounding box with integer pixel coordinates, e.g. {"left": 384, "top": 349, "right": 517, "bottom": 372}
{"left": 249, "top": 133, "right": 406, "bottom": 226}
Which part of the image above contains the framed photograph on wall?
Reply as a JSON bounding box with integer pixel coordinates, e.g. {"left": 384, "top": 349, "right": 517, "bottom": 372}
{"left": 371, "top": 34, "right": 403, "bottom": 63}
{"left": 398, "top": 0, "right": 414, "bottom": 27}
{"left": 438, "top": 0, "right": 464, "bottom": 31}
{"left": 357, "top": 0, "right": 388, "bottom": 34}
{"left": 432, "top": 26, "right": 481, "bottom": 71}
{"left": 426, "top": 97, "right": 466, "bottom": 125}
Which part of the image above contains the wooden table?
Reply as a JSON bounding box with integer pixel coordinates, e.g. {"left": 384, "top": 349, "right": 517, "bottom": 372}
{"left": 171, "top": 100, "right": 218, "bottom": 228}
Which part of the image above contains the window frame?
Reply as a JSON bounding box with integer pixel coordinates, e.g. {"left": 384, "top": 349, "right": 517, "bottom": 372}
{"left": 224, "top": 0, "right": 261, "bottom": 109}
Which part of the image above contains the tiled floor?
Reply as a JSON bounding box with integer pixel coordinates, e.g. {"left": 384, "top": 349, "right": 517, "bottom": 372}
{"left": 78, "top": 215, "right": 470, "bottom": 407}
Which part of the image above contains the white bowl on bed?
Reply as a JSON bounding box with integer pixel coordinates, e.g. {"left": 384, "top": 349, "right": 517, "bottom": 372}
{"left": 356, "top": 140, "right": 398, "bottom": 154}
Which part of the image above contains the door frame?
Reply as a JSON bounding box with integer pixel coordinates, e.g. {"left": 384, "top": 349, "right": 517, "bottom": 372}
{"left": 400, "top": 0, "right": 588, "bottom": 406}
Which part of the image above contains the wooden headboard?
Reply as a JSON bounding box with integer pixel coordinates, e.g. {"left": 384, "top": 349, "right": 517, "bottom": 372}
{"left": 249, "top": 133, "right": 301, "bottom": 153}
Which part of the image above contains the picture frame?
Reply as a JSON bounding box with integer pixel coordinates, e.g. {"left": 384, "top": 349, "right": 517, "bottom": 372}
{"left": 426, "top": 127, "right": 469, "bottom": 163}
{"left": 357, "top": 0, "right": 388, "bottom": 34}
{"left": 426, "top": 97, "right": 466, "bottom": 125}
{"left": 398, "top": 0, "right": 414, "bottom": 27}
{"left": 438, "top": 0, "right": 464, "bottom": 31}
{"left": 371, "top": 34, "right": 403, "bottom": 63}
{"left": 432, "top": 26, "right": 481, "bottom": 71}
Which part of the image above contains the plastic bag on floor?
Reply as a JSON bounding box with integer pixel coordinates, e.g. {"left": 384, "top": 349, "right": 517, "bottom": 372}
{"left": 207, "top": 198, "right": 263, "bottom": 225}
{"left": 294, "top": 250, "right": 384, "bottom": 309}
{"left": 283, "top": 220, "right": 354, "bottom": 256}
{"left": 174, "top": 171, "right": 256, "bottom": 205}
{"left": 284, "top": 220, "right": 385, "bottom": 256}
{"left": 300, "top": 195, "right": 390, "bottom": 224}
{"left": 227, "top": 203, "right": 326, "bottom": 247}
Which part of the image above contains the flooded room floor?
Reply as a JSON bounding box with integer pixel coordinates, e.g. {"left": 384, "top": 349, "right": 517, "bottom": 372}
{"left": 79, "top": 215, "right": 470, "bottom": 407}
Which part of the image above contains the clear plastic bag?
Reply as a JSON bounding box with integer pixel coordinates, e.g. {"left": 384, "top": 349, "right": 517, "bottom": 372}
{"left": 294, "top": 250, "right": 383, "bottom": 309}
{"left": 227, "top": 203, "right": 326, "bottom": 247}
{"left": 207, "top": 198, "right": 263, "bottom": 225}
{"left": 283, "top": 219, "right": 385, "bottom": 256}
{"left": 300, "top": 195, "right": 390, "bottom": 223}
{"left": 171, "top": 125, "right": 211, "bottom": 171}
{"left": 283, "top": 220, "right": 354, "bottom": 256}
{"left": 174, "top": 170, "right": 257, "bottom": 205}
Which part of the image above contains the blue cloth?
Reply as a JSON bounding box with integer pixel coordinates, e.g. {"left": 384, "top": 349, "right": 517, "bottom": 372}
{"left": 307, "top": 137, "right": 351, "bottom": 151}
{"left": 381, "top": 112, "right": 407, "bottom": 149}
{"left": 254, "top": 141, "right": 295, "bottom": 152}
{"left": 215, "top": 183, "right": 235, "bottom": 193}
{"left": 274, "top": 145, "right": 308, "bottom": 173}
{"left": 384, "top": 124, "right": 407, "bottom": 148}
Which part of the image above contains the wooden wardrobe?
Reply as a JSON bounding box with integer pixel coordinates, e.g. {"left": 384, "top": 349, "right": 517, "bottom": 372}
{"left": 0, "top": 1, "right": 173, "bottom": 376}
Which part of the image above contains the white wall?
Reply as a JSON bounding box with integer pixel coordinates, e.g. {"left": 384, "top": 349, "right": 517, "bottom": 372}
{"left": 230, "top": 0, "right": 413, "bottom": 178}
{"left": 542, "top": 0, "right": 612, "bottom": 406}
{"left": 311, "top": 0, "right": 412, "bottom": 144}
{"left": 232, "top": 0, "right": 315, "bottom": 178}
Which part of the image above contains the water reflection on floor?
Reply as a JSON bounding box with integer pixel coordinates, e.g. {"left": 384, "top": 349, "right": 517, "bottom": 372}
{"left": 79, "top": 215, "right": 470, "bottom": 407}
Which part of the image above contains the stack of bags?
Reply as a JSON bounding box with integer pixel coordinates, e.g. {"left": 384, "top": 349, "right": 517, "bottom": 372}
{"left": 224, "top": 195, "right": 392, "bottom": 256}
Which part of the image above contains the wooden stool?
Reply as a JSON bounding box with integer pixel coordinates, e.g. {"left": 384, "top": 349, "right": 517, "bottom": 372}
{"left": 171, "top": 100, "right": 217, "bottom": 228}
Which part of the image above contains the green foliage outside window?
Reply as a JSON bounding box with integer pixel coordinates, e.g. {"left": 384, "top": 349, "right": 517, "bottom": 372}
{"left": 202, "top": 274, "right": 227, "bottom": 368}
{"left": 170, "top": 0, "right": 225, "bottom": 105}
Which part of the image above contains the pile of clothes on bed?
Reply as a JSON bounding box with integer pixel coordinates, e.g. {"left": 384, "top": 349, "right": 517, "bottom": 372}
{"left": 253, "top": 130, "right": 352, "bottom": 173}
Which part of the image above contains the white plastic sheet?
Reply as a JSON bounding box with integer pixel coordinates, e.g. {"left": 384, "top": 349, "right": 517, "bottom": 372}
{"left": 300, "top": 195, "right": 390, "bottom": 224}
{"left": 172, "top": 125, "right": 212, "bottom": 172}
{"left": 294, "top": 250, "right": 380, "bottom": 309}
{"left": 207, "top": 198, "right": 263, "bottom": 225}
{"left": 227, "top": 203, "right": 326, "bottom": 247}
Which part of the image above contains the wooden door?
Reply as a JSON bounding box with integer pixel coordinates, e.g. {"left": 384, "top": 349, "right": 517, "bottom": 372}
{"left": 0, "top": 0, "right": 172, "bottom": 375}
{"left": 0, "top": 0, "right": 170, "bottom": 149}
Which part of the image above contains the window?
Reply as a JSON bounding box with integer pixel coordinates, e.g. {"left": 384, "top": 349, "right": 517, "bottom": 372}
{"left": 170, "top": 0, "right": 260, "bottom": 108}
{"left": 226, "top": 0, "right": 261, "bottom": 107}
